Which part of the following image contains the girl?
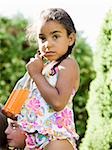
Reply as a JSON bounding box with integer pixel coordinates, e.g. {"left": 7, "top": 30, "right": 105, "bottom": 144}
{"left": 17, "top": 8, "right": 80, "bottom": 150}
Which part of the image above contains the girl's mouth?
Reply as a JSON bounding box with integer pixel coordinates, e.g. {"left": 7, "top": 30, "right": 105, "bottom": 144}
{"left": 45, "top": 51, "right": 55, "bottom": 56}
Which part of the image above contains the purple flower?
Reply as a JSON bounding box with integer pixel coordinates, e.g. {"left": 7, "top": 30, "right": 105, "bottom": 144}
{"left": 27, "top": 97, "right": 40, "bottom": 112}
{"left": 56, "top": 109, "right": 72, "bottom": 128}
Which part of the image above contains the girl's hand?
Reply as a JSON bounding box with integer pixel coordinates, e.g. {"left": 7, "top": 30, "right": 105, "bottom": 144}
{"left": 26, "top": 55, "right": 44, "bottom": 78}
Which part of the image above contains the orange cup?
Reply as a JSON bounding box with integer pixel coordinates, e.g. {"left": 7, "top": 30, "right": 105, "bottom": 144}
{"left": 2, "top": 89, "right": 29, "bottom": 120}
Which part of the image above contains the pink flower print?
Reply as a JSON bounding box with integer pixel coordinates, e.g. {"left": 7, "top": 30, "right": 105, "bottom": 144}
{"left": 56, "top": 109, "right": 72, "bottom": 128}
{"left": 26, "top": 134, "right": 36, "bottom": 148}
{"left": 61, "top": 109, "right": 72, "bottom": 127}
{"left": 20, "top": 122, "right": 28, "bottom": 130}
{"left": 27, "top": 97, "right": 40, "bottom": 112}
{"left": 56, "top": 116, "right": 64, "bottom": 128}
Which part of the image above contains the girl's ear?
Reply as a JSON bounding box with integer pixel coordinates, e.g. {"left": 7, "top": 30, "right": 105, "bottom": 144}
{"left": 68, "top": 33, "right": 76, "bottom": 46}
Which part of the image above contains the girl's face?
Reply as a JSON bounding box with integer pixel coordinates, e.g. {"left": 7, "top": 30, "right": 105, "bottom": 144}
{"left": 37, "top": 20, "right": 75, "bottom": 61}
{"left": 5, "top": 118, "right": 26, "bottom": 149}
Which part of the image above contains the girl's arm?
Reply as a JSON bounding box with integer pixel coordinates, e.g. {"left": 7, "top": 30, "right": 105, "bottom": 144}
{"left": 27, "top": 57, "right": 80, "bottom": 111}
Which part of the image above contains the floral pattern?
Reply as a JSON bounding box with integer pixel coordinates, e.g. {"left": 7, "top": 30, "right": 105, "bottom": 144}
{"left": 17, "top": 62, "right": 79, "bottom": 150}
{"left": 55, "top": 108, "right": 72, "bottom": 128}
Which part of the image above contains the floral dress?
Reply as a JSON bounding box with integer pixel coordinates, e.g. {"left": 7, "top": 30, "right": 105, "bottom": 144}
{"left": 17, "top": 61, "right": 79, "bottom": 150}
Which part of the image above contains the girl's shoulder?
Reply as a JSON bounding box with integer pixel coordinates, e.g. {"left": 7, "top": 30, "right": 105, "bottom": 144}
{"left": 59, "top": 57, "right": 80, "bottom": 92}
{"left": 60, "top": 57, "right": 80, "bottom": 73}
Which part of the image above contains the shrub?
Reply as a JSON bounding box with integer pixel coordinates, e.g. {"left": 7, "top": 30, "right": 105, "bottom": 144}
{"left": 80, "top": 9, "right": 112, "bottom": 150}
{"left": 0, "top": 16, "right": 37, "bottom": 104}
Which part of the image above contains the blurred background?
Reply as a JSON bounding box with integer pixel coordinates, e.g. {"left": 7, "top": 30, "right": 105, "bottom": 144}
{"left": 0, "top": 0, "right": 112, "bottom": 149}
{"left": 0, "top": 0, "right": 112, "bottom": 50}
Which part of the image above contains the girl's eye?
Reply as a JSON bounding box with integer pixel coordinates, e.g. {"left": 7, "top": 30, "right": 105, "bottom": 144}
{"left": 52, "top": 35, "right": 59, "bottom": 40}
{"left": 39, "top": 36, "right": 46, "bottom": 42}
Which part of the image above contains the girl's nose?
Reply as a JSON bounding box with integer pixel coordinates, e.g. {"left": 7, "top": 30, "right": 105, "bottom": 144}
{"left": 44, "top": 38, "right": 52, "bottom": 49}
{"left": 5, "top": 126, "right": 10, "bottom": 134}
{"left": 44, "top": 41, "right": 49, "bottom": 48}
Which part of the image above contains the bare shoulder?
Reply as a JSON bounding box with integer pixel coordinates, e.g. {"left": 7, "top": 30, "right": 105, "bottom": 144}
{"left": 60, "top": 57, "right": 80, "bottom": 73}
{"left": 59, "top": 57, "right": 80, "bottom": 91}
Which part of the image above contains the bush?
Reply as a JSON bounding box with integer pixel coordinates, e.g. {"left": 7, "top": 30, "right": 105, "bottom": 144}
{"left": 0, "top": 16, "right": 37, "bottom": 104}
{"left": 80, "top": 9, "right": 112, "bottom": 150}
{"left": 72, "top": 32, "right": 95, "bottom": 143}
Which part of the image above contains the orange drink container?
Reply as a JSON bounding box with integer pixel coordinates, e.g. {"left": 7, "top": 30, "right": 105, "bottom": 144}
{"left": 2, "top": 89, "right": 30, "bottom": 120}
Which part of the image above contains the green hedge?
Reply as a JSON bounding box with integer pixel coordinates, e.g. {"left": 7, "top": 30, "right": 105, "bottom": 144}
{"left": 72, "top": 33, "right": 95, "bottom": 143}
{"left": 80, "top": 9, "right": 112, "bottom": 150}
{"left": 0, "top": 16, "right": 37, "bottom": 104}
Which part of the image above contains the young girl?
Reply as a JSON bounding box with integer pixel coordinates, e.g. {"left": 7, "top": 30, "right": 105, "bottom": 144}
{"left": 17, "top": 8, "right": 80, "bottom": 150}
